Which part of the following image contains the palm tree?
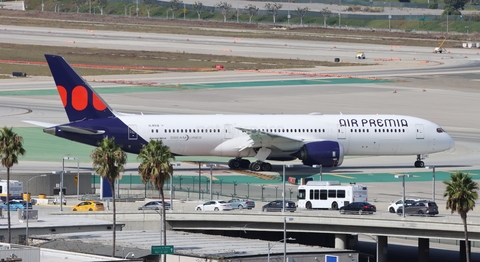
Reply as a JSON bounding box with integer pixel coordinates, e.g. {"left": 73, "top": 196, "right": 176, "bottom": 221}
{"left": 91, "top": 137, "right": 127, "bottom": 257}
{"left": 137, "top": 139, "right": 175, "bottom": 261}
{"left": 0, "top": 127, "right": 26, "bottom": 244}
{"left": 443, "top": 171, "right": 479, "bottom": 262}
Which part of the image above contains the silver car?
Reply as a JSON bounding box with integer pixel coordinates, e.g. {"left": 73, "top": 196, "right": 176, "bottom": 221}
{"left": 138, "top": 201, "right": 171, "bottom": 210}
{"left": 397, "top": 201, "right": 439, "bottom": 216}
{"left": 227, "top": 199, "right": 255, "bottom": 210}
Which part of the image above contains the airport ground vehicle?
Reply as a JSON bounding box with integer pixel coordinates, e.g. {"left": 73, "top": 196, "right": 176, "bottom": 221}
{"left": 297, "top": 181, "right": 368, "bottom": 210}
{"left": 138, "top": 201, "right": 171, "bottom": 210}
{"left": 356, "top": 51, "right": 366, "bottom": 59}
{"left": 0, "top": 180, "right": 23, "bottom": 201}
{"left": 434, "top": 38, "right": 447, "bottom": 53}
{"left": 72, "top": 201, "right": 105, "bottom": 212}
{"left": 262, "top": 200, "right": 297, "bottom": 212}
{"left": 195, "top": 200, "right": 233, "bottom": 211}
{"left": 397, "top": 201, "right": 439, "bottom": 216}
{"left": 227, "top": 199, "right": 255, "bottom": 210}
{"left": 53, "top": 197, "right": 67, "bottom": 205}
{"left": 339, "top": 202, "right": 376, "bottom": 215}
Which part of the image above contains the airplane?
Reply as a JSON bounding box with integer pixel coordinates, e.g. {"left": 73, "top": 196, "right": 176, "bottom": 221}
{"left": 29, "top": 54, "right": 455, "bottom": 172}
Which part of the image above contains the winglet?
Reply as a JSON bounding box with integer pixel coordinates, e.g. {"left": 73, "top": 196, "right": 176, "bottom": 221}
{"left": 44, "top": 54, "right": 115, "bottom": 122}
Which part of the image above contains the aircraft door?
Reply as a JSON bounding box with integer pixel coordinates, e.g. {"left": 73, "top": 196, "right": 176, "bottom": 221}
{"left": 224, "top": 124, "right": 233, "bottom": 139}
{"left": 416, "top": 124, "right": 424, "bottom": 139}
{"left": 337, "top": 125, "right": 346, "bottom": 139}
{"left": 128, "top": 125, "right": 138, "bottom": 140}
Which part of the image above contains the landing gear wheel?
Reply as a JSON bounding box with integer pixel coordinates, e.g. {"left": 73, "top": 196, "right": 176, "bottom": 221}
{"left": 228, "top": 159, "right": 241, "bottom": 169}
{"left": 414, "top": 154, "right": 425, "bottom": 168}
{"left": 250, "top": 162, "right": 262, "bottom": 172}
{"left": 261, "top": 162, "right": 272, "bottom": 171}
{"left": 414, "top": 161, "right": 425, "bottom": 168}
{"left": 240, "top": 159, "right": 251, "bottom": 169}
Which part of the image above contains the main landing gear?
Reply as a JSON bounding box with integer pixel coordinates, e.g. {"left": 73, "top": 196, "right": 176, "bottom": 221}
{"left": 414, "top": 154, "right": 425, "bottom": 168}
{"left": 228, "top": 158, "right": 273, "bottom": 172}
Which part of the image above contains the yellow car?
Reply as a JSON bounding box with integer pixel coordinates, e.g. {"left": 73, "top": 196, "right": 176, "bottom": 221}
{"left": 72, "top": 201, "right": 105, "bottom": 212}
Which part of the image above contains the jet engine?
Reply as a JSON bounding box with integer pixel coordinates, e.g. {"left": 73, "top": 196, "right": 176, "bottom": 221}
{"left": 292, "top": 141, "right": 344, "bottom": 167}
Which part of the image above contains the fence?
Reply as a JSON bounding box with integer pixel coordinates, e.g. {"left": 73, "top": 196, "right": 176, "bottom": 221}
{"left": 92, "top": 174, "right": 299, "bottom": 202}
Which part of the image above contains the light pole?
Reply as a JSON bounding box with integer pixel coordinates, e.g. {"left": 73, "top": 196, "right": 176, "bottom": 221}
{"left": 284, "top": 217, "right": 294, "bottom": 262}
{"left": 26, "top": 174, "right": 47, "bottom": 245}
{"left": 41, "top": 0, "right": 44, "bottom": 12}
{"left": 89, "top": 0, "right": 91, "bottom": 14}
{"left": 170, "top": 163, "right": 181, "bottom": 210}
{"left": 287, "top": 0, "right": 291, "bottom": 26}
{"left": 313, "top": 164, "right": 322, "bottom": 181}
{"left": 395, "top": 174, "right": 412, "bottom": 218}
{"left": 267, "top": 237, "right": 295, "bottom": 262}
{"left": 136, "top": 0, "right": 139, "bottom": 17}
{"left": 425, "top": 166, "right": 436, "bottom": 202}
{"left": 446, "top": 14, "right": 449, "bottom": 33}
{"left": 203, "top": 164, "right": 218, "bottom": 200}
{"left": 282, "top": 165, "right": 286, "bottom": 212}
{"left": 59, "top": 156, "right": 78, "bottom": 211}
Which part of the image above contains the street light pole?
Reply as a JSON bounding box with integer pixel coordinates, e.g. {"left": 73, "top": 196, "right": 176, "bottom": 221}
{"left": 426, "top": 166, "right": 436, "bottom": 202}
{"left": 313, "top": 165, "right": 322, "bottom": 181}
{"left": 282, "top": 165, "right": 285, "bottom": 212}
{"left": 26, "top": 174, "right": 46, "bottom": 245}
{"left": 284, "top": 217, "right": 293, "bottom": 262}
{"left": 395, "top": 174, "right": 412, "bottom": 218}
{"left": 268, "top": 237, "right": 295, "bottom": 262}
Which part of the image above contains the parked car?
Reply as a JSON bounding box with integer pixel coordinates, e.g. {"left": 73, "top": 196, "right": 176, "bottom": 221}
{"left": 387, "top": 199, "right": 426, "bottom": 213}
{"left": 227, "top": 199, "right": 255, "bottom": 210}
{"left": 2, "top": 200, "right": 29, "bottom": 211}
{"left": 138, "top": 201, "right": 171, "bottom": 210}
{"left": 261, "top": 200, "right": 296, "bottom": 212}
{"left": 397, "top": 201, "right": 439, "bottom": 216}
{"left": 195, "top": 200, "right": 233, "bottom": 211}
{"left": 72, "top": 201, "right": 105, "bottom": 212}
{"left": 16, "top": 200, "right": 33, "bottom": 209}
{"left": 339, "top": 202, "right": 376, "bottom": 215}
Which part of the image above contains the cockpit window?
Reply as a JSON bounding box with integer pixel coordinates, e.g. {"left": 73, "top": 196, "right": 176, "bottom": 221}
{"left": 436, "top": 127, "right": 445, "bottom": 133}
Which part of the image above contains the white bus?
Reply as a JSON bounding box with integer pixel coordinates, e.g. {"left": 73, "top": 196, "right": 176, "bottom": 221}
{"left": 0, "top": 180, "right": 23, "bottom": 201}
{"left": 297, "top": 181, "right": 368, "bottom": 210}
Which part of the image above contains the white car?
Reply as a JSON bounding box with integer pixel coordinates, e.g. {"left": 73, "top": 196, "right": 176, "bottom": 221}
{"left": 195, "top": 200, "right": 233, "bottom": 211}
{"left": 387, "top": 199, "right": 426, "bottom": 213}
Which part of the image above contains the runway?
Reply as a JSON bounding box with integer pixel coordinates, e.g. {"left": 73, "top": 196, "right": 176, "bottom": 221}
{"left": 0, "top": 23, "right": 479, "bottom": 174}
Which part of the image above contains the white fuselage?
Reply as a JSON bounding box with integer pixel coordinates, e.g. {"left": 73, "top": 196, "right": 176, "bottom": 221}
{"left": 119, "top": 114, "right": 454, "bottom": 159}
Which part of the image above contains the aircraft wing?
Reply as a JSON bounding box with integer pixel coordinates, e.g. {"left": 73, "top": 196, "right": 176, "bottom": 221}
{"left": 236, "top": 127, "right": 304, "bottom": 151}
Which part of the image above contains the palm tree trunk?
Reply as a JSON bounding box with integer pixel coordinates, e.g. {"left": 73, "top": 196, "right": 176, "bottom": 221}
{"left": 462, "top": 213, "right": 470, "bottom": 262}
{"left": 160, "top": 187, "right": 167, "bottom": 262}
{"left": 111, "top": 182, "right": 116, "bottom": 257}
{"left": 7, "top": 167, "right": 11, "bottom": 243}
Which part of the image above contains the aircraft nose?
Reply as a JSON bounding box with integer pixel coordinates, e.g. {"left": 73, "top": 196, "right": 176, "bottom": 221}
{"left": 448, "top": 135, "right": 455, "bottom": 149}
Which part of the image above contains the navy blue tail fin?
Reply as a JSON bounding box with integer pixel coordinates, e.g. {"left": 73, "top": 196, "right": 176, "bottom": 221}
{"left": 45, "top": 54, "right": 115, "bottom": 122}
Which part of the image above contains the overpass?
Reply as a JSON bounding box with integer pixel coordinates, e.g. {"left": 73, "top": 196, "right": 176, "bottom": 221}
{"left": 164, "top": 211, "right": 479, "bottom": 262}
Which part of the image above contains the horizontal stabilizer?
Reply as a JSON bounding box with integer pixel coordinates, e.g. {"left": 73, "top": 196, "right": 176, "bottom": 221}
{"left": 58, "top": 125, "right": 105, "bottom": 135}
{"left": 23, "top": 120, "right": 57, "bottom": 128}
